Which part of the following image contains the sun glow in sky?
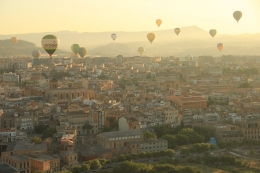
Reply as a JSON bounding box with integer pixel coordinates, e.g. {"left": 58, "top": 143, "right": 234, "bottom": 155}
{"left": 0, "top": 0, "right": 260, "bottom": 35}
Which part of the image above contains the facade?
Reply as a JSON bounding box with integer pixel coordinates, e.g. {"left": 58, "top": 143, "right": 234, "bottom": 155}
{"left": 60, "top": 151, "right": 78, "bottom": 170}
{"left": 209, "top": 68, "right": 222, "bottom": 76}
{"left": 30, "top": 155, "right": 60, "bottom": 173}
{"left": 128, "top": 139, "right": 168, "bottom": 154}
{"left": 3, "top": 72, "right": 19, "bottom": 83}
{"left": 97, "top": 130, "right": 144, "bottom": 149}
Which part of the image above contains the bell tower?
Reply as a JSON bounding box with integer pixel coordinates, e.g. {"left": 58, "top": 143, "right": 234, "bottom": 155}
{"left": 49, "top": 78, "right": 58, "bottom": 89}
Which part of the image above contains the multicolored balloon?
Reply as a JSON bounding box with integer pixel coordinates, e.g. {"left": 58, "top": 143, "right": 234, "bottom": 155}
{"left": 147, "top": 33, "right": 155, "bottom": 44}
{"left": 11, "top": 37, "right": 18, "bottom": 44}
{"left": 217, "top": 43, "right": 223, "bottom": 52}
{"left": 233, "top": 11, "right": 242, "bottom": 23}
{"left": 71, "top": 44, "right": 80, "bottom": 54}
{"left": 138, "top": 47, "right": 145, "bottom": 55}
{"left": 78, "top": 47, "right": 87, "bottom": 58}
{"left": 174, "top": 28, "right": 180, "bottom": 36}
{"left": 32, "top": 50, "right": 41, "bottom": 58}
{"left": 209, "top": 29, "right": 217, "bottom": 38}
{"left": 41, "top": 35, "right": 60, "bottom": 59}
{"left": 111, "top": 33, "right": 117, "bottom": 41}
{"left": 156, "top": 19, "right": 162, "bottom": 27}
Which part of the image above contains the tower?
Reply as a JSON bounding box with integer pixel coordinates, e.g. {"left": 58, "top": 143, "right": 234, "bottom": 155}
{"left": 49, "top": 78, "right": 58, "bottom": 90}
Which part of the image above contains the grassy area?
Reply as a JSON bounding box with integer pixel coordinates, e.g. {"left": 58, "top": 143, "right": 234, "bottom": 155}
{"left": 184, "top": 163, "right": 229, "bottom": 173}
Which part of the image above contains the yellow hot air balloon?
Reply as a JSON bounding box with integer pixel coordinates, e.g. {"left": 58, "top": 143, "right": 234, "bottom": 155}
{"left": 138, "top": 47, "right": 145, "bottom": 55}
{"left": 209, "top": 29, "right": 217, "bottom": 38}
{"left": 233, "top": 11, "right": 242, "bottom": 23}
{"left": 174, "top": 28, "right": 181, "bottom": 36}
{"left": 11, "top": 37, "right": 18, "bottom": 44}
{"left": 156, "top": 19, "right": 162, "bottom": 27}
{"left": 147, "top": 33, "right": 155, "bottom": 44}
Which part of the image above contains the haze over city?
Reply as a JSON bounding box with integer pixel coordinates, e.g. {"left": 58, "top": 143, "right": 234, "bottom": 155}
{"left": 1, "top": 1, "right": 260, "bottom": 173}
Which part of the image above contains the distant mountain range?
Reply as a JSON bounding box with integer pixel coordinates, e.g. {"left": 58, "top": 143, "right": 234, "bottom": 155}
{"left": 1, "top": 26, "right": 260, "bottom": 57}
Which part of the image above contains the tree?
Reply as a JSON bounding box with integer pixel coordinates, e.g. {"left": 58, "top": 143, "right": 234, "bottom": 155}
{"left": 162, "top": 134, "right": 176, "bottom": 149}
{"left": 71, "top": 166, "right": 81, "bottom": 173}
{"left": 34, "top": 124, "right": 47, "bottom": 134}
{"left": 34, "top": 171, "right": 44, "bottom": 173}
{"left": 238, "top": 82, "right": 250, "bottom": 88}
{"left": 31, "top": 136, "right": 42, "bottom": 144}
{"left": 178, "top": 128, "right": 204, "bottom": 144}
{"left": 89, "top": 159, "right": 102, "bottom": 170}
{"left": 175, "top": 134, "right": 189, "bottom": 145}
{"left": 144, "top": 131, "right": 157, "bottom": 140}
{"left": 42, "top": 128, "right": 57, "bottom": 140}
{"left": 81, "top": 164, "right": 90, "bottom": 171}
{"left": 180, "top": 147, "right": 190, "bottom": 156}
{"left": 83, "top": 123, "right": 93, "bottom": 130}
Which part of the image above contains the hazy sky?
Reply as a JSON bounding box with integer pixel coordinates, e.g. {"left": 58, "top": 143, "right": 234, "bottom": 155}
{"left": 1, "top": 0, "right": 260, "bottom": 35}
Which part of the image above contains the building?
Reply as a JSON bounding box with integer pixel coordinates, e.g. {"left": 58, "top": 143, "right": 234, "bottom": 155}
{"left": 1, "top": 155, "right": 31, "bottom": 173}
{"left": 30, "top": 155, "right": 60, "bottom": 173}
{"left": 60, "top": 151, "right": 78, "bottom": 170}
{"left": 0, "top": 162, "right": 18, "bottom": 173}
{"left": 170, "top": 95, "right": 207, "bottom": 110}
{"left": 3, "top": 73, "right": 19, "bottom": 83}
{"left": 128, "top": 139, "right": 168, "bottom": 154}
{"left": 97, "top": 130, "right": 144, "bottom": 149}
{"left": 209, "top": 68, "right": 222, "bottom": 76}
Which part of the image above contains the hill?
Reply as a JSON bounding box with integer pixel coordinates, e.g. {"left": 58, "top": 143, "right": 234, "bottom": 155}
{"left": 1, "top": 26, "right": 260, "bottom": 56}
{"left": 0, "top": 39, "right": 69, "bottom": 56}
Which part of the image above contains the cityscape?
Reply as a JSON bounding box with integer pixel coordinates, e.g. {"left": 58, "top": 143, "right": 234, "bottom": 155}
{"left": 1, "top": 0, "right": 260, "bottom": 173}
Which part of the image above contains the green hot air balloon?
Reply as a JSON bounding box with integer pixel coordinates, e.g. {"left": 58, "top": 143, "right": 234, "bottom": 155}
{"left": 209, "top": 29, "right": 217, "bottom": 38}
{"left": 78, "top": 47, "right": 87, "bottom": 58}
{"left": 71, "top": 44, "right": 80, "bottom": 54}
{"left": 41, "top": 35, "right": 60, "bottom": 59}
{"left": 32, "top": 50, "right": 41, "bottom": 58}
{"left": 138, "top": 47, "right": 145, "bottom": 55}
{"left": 233, "top": 11, "right": 242, "bottom": 23}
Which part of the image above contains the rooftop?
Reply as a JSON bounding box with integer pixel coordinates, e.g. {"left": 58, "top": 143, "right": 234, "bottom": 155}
{"left": 0, "top": 162, "right": 18, "bottom": 173}
{"left": 99, "top": 130, "right": 143, "bottom": 138}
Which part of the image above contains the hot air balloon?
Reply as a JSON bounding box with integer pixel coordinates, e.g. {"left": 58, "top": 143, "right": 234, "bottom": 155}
{"left": 156, "top": 19, "right": 162, "bottom": 27}
{"left": 41, "top": 35, "right": 60, "bottom": 59}
{"left": 71, "top": 44, "right": 80, "bottom": 54}
{"left": 138, "top": 47, "right": 145, "bottom": 55}
{"left": 217, "top": 43, "right": 223, "bottom": 52}
{"left": 32, "top": 50, "right": 41, "bottom": 59}
{"left": 78, "top": 47, "right": 87, "bottom": 58}
{"left": 11, "top": 37, "right": 18, "bottom": 44}
{"left": 174, "top": 28, "right": 181, "bottom": 36}
{"left": 111, "top": 33, "right": 117, "bottom": 41}
{"left": 209, "top": 29, "right": 217, "bottom": 38}
{"left": 147, "top": 33, "right": 155, "bottom": 44}
{"left": 233, "top": 11, "right": 242, "bottom": 23}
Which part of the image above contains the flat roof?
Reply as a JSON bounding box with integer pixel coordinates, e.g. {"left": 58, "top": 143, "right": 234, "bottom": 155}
{"left": 99, "top": 130, "right": 143, "bottom": 138}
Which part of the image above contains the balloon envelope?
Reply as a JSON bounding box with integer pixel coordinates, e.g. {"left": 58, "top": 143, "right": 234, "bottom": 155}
{"left": 209, "top": 29, "right": 217, "bottom": 37}
{"left": 138, "top": 47, "right": 145, "bottom": 55}
{"left": 32, "top": 50, "right": 41, "bottom": 58}
{"left": 71, "top": 44, "right": 80, "bottom": 54}
{"left": 217, "top": 43, "right": 223, "bottom": 51}
{"left": 78, "top": 47, "right": 87, "bottom": 58}
{"left": 174, "top": 28, "right": 181, "bottom": 36}
{"left": 156, "top": 19, "right": 162, "bottom": 27}
{"left": 147, "top": 33, "right": 155, "bottom": 43}
{"left": 111, "top": 33, "right": 117, "bottom": 41}
{"left": 41, "top": 35, "right": 60, "bottom": 58}
{"left": 11, "top": 37, "right": 18, "bottom": 44}
{"left": 233, "top": 11, "right": 242, "bottom": 23}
